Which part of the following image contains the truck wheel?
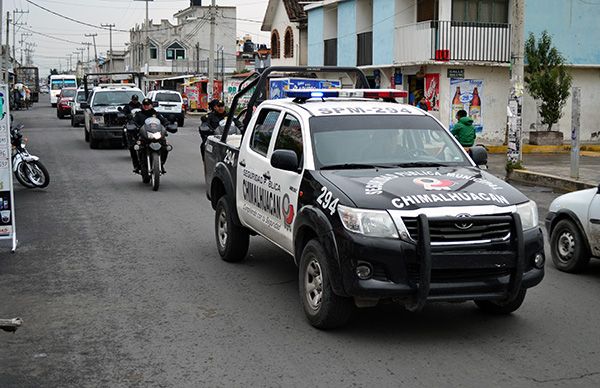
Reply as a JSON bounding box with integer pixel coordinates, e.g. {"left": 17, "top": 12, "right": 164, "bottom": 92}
{"left": 475, "top": 288, "right": 526, "bottom": 314}
{"left": 84, "top": 128, "right": 90, "bottom": 142}
{"left": 299, "top": 240, "right": 354, "bottom": 329}
{"left": 89, "top": 134, "right": 99, "bottom": 149}
{"left": 215, "top": 195, "right": 249, "bottom": 262}
{"left": 550, "top": 219, "right": 590, "bottom": 273}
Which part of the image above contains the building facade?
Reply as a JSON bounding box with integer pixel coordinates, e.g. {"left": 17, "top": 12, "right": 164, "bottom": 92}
{"left": 261, "top": 0, "right": 312, "bottom": 66}
{"left": 127, "top": 1, "right": 237, "bottom": 79}
{"left": 305, "top": 0, "right": 600, "bottom": 144}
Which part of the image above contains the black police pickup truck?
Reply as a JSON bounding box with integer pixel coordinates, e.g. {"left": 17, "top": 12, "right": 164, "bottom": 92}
{"left": 203, "top": 67, "right": 545, "bottom": 329}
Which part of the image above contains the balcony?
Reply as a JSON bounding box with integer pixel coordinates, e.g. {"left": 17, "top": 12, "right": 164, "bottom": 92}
{"left": 395, "top": 20, "right": 511, "bottom": 64}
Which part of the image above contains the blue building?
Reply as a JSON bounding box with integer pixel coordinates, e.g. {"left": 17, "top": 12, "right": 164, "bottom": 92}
{"left": 303, "top": 0, "right": 600, "bottom": 143}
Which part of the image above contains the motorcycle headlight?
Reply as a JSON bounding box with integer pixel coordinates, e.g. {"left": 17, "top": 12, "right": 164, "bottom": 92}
{"left": 337, "top": 205, "right": 399, "bottom": 238}
{"left": 515, "top": 201, "right": 539, "bottom": 230}
{"left": 149, "top": 132, "right": 162, "bottom": 140}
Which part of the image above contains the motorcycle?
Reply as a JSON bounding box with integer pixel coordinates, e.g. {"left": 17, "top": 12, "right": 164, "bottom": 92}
{"left": 11, "top": 123, "right": 50, "bottom": 189}
{"left": 131, "top": 117, "right": 177, "bottom": 191}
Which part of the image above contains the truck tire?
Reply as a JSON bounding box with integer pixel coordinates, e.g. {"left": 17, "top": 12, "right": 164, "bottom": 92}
{"left": 84, "top": 128, "right": 90, "bottom": 142}
{"left": 215, "top": 195, "right": 249, "bottom": 262}
{"left": 89, "top": 134, "right": 99, "bottom": 149}
{"left": 299, "top": 240, "right": 355, "bottom": 329}
{"left": 550, "top": 219, "right": 590, "bottom": 273}
{"left": 475, "top": 288, "right": 526, "bottom": 314}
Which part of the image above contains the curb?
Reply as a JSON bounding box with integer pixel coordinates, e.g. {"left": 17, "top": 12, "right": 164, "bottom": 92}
{"left": 506, "top": 169, "right": 596, "bottom": 192}
{"left": 486, "top": 144, "right": 600, "bottom": 155}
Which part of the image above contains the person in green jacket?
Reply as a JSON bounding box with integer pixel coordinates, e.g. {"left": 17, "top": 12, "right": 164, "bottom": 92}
{"left": 451, "top": 110, "right": 476, "bottom": 147}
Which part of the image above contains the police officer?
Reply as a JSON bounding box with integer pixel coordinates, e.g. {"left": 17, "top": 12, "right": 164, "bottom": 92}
{"left": 131, "top": 98, "right": 171, "bottom": 174}
{"left": 123, "top": 94, "right": 142, "bottom": 116}
{"left": 199, "top": 99, "right": 242, "bottom": 160}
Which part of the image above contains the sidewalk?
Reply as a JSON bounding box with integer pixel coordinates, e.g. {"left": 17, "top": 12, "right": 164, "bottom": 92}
{"left": 487, "top": 153, "right": 599, "bottom": 192}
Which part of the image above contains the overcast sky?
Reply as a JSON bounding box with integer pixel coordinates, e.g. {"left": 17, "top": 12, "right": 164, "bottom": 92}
{"left": 5, "top": 0, "right": 269, "bottom": 75}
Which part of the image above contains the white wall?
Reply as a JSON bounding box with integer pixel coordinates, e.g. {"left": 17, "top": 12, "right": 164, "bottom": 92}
{"left": 522, "top": 67, "right": 600, "bottom": 143}
{"left": 270, "top": 0, "right": 301, "bottom": 66}
{"left": 395, "top": 0, "right": 415, "bottom": 27}
{"left": 356, "top": 0, "right": 374, "bottom": 33}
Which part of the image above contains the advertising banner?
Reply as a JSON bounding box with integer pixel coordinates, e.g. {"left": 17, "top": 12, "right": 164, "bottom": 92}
{"left": 0, "top": 84, "right": 17, "bottom": 251}
{"left": 424, "top": 74, "right": 440, "bottom": 111}
{"left": 450, "top": 78, "right": 483, "bottom": 133}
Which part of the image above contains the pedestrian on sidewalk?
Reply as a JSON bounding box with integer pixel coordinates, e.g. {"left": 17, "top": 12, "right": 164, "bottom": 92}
{"left": 451, "top": 109, "right": 476, "bottom": 147}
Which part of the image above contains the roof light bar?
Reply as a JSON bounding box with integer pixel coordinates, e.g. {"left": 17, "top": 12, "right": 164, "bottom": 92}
{"left": 284, "top": 89, "right": 408, "bottom": 99}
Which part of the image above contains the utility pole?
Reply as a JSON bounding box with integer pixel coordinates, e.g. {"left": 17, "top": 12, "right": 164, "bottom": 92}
{"left": 6, "top": 12, "right": 10, "bottom": 81}
{"left": 82, "top": 42, "right": 92, "bottom": 72}
{"left": 85, "top": 33, "right": 98, "bottom": 71}
{"left": 101, "top": 23, "right": 115, "bottom": 72}
{"left": 19, "top": 32, "right": 32, "bottom": 65}
{"left": 506, "top": 0, "right": 525, "bottom": 166}
{"left": 12, "top": 9, "right": 29, "bottom": 60}
{"left": 1, "top": 4, "right": 4, "bottom": 83}
{"left": 208, "top": 0, "right": 216, "bottom": 99}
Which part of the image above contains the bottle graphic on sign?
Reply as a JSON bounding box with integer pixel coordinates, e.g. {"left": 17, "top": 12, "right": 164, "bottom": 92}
{"left": 469, "top": 87, "right": 481, "bottom": 125}
{"left": 451, "top": 86, "right": 463, "bottom": 125}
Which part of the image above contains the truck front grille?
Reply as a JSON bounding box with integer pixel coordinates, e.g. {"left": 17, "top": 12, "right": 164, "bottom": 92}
{"left": 402, "top": 215, "right": 512, "bottom": 245}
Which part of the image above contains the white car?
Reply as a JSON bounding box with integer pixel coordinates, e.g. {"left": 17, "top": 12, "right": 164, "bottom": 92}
{"left": 546, "top": 185, "right": 600, "bottom": 272}
{"left": 147, "top": 90, "right": 185, "bottom": 127}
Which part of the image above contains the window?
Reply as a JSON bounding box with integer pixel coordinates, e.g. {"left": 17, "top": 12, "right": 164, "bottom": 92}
{"left": 250, "top": 109, "right": 281, "bottom": 156}
{"left": 271, "top": 30, "right": 280, "bottom": 59}
{"left": 155, "top": 92, "right": 182, "bottom": 102}
{"left": 274, "top": 114, "right": 303, "bottom": 166}
{"left": 324, "top": 39, "right": 337, "bottom": 66}
{"left": 284, "top": 27, "right": 294, "bottom": 58}
{"left": 417, "top": 0, "right": 439, "bottom": 22}
{"left": 166, "top": 42, "right": 186, "bottom": 60}
{"left": 357, "top": 32, "right": 372, "bottom": 66}
{"left": 452, "top": 0, "right": 508, "bottom": 23}
{"left": 149, "top": 43, "right": 158, "bottom": 60}
{"left": 93, "top": 91, "right": 144, "bottom": 107}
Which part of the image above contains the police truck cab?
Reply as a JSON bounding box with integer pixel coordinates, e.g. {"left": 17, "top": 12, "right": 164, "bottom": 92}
{"left": 204, "top": 67, "right": 545, "bottom": 329}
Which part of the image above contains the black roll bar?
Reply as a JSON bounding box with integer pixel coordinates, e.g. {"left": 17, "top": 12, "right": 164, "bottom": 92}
{"left": 220, "top": 66, "right": 370, "bottom": 143}
{"left": 83, "top": 72, "right": 143, "bottom": 100}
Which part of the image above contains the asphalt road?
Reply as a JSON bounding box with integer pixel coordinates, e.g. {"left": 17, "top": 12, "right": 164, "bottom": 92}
{"left": 1, "top": 98, "right": 599, "bottom": 387}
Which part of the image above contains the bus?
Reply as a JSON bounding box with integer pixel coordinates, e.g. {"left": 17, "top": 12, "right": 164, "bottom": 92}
{"left": 49, "top": 75, "right": 78, "bottom": 107}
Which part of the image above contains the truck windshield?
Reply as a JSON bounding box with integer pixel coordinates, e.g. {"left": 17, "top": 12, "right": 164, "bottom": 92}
{"left": 51, "top": 79, "right": 76, "bottom": 90}
{"left": 93, "top": 91, "right": 145, "bottom": 106}
{"left": 309, "top": 115, "right": 470, "bottom": 169}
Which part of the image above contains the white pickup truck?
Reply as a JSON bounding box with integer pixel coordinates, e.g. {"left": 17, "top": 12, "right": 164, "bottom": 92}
{"left": 203, "top": 67, "right": 545, "bottom": 329}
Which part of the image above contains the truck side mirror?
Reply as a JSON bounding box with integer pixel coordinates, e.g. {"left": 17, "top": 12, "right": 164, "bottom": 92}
{"left": 271, "top": 149, "right": 299, "bottom": 172}
{"left": 80, "top": 102, "right": 89, "bottom": 109}
{"left": 469, "top": 146, "right": 488, "bottom": 167}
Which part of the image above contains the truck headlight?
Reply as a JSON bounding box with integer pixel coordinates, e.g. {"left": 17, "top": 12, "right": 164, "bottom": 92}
{"left": 337, "top": 205, "right": 399, "bottom": 238}
{"left": 93, "top": 115, "right": 104, "bottom": 124}
{"left": 515, "top": 201, "right": 538, "bottom": 230}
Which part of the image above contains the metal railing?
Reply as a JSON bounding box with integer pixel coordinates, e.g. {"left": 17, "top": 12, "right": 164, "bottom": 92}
{"left": 395, "top": 20, "right": 511, "bottom": 63}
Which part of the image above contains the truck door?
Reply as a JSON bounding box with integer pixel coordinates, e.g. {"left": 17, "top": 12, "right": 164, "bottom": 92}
{"left": 236, "top": 108, "right": 283, "bottom": 237}
{"left": 588, "top": 191, "right": 600, "bottom": 257}
{"left": 268, "top": 112, "right": 305, "bottom": 253}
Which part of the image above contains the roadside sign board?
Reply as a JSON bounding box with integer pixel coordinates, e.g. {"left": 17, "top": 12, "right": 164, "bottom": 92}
{"left": 447, "top": 69, "right": 465, "bottom": 79}
{"left": 0, "top": 84, "right": 17, "bottom": 251}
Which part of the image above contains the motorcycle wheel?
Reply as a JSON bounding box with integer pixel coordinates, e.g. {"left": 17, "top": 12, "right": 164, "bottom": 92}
{"left": 14, "top": 162, "right": 36, "bottom": 188}
{"left": 22, "top": 160, "right": 50, "bottom": 188}
{"left": 151, "top": 152, "right": 160, "bottom": 191}
{"left": 140, "top": 151, "right": 150, "bottom": 184}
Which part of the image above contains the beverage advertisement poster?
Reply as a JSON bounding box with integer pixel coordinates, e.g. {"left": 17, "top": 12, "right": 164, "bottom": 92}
{"left": 424, "top": 74, "right": 440, "bottom": 111}
{"left": 449, "top": 78, "right": 483, "bottom": 133}
{"left": 0, "top": 84, "right": 16, "bottom": 249}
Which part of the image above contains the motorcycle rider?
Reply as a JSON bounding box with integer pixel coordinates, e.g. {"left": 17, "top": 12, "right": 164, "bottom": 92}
{"left": 132, "top": 98, "right": 171, "bottom": 174}
{"left": 123, "top": 94, "right": 142, "bottom": 116}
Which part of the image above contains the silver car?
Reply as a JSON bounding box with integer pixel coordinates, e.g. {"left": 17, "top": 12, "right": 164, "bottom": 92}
{"left": 546, "top": 184, "right": 600, "bottom": 272}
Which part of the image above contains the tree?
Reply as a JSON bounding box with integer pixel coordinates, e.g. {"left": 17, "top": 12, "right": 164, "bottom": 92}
{"left": 524, "top": 31, "right": 572, "bottom": 131}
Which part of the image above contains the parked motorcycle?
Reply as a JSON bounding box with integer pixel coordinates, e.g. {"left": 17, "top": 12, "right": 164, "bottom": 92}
{"left": 131, "top": 117, "right": 177, "bottom": 191}
{"left": 11, "top": 123, "right": 50, "bottom": 189}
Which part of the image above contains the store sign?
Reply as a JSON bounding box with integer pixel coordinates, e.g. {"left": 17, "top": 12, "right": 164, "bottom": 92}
{"left": 447, "top": 69, "right": 465, "bottom": 79}
{"left": 0, "top": 85, "right": 17, "bottom": 251}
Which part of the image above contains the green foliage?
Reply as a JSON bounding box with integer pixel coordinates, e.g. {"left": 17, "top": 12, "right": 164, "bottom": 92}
{"left": 524, "top": 31, "right": 572, "bottom": 131}
{"left": 506, "top": 160, "right": 524, "bottom": 173}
